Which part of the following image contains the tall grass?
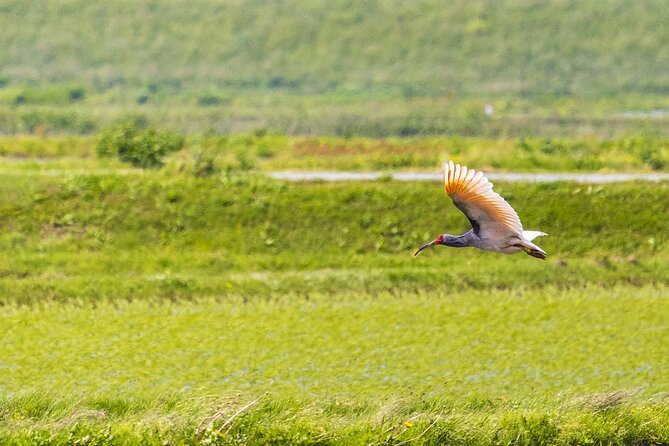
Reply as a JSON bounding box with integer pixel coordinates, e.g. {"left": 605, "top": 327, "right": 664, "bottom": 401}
{"left": 0, "top": 133, "right": 667, "bottom": 172}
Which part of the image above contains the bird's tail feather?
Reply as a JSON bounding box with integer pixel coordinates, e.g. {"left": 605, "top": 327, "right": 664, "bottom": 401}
{"left": 522, "top": 230, "right": 547, "bottom": 241}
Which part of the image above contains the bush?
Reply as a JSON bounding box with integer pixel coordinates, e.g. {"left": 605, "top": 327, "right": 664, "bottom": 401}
{"left": 97, "top": 122, "right": 185, "bottom": 168}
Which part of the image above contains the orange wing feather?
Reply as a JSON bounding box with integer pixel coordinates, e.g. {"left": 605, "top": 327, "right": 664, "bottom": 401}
{"left": 443, "top": 161, "right": 523, "bottom": 235}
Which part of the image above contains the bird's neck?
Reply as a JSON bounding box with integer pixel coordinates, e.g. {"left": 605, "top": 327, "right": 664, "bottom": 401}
{"left": 442, "top": 232, "right": 474, "bottom": 248}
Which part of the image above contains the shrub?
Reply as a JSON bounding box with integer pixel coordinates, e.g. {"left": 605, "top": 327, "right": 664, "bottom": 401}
{"left": 68, "top": 87, "right": 86, "bottom": 102}
{"left": 197, "top": 94, "right": 225, "bottom": 106}
{"left": 97, "top": 122, "right": 185, "bottom": 168}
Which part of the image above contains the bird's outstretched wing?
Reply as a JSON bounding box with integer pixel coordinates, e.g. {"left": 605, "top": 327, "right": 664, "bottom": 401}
{"left": 443, "top": 161, "right": 523, "bottom": 236}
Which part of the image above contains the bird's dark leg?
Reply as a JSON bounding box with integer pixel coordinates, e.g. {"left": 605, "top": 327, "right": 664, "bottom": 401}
{"left": 524, "top": 247, "right": 547, "bottom": 260}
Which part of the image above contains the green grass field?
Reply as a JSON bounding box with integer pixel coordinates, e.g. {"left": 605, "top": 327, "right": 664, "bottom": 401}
{"left": 0, "top": 153, "right": 667, "bottom": 443}
{"left": 3, "top": 1, "right": 669, "bottom": 442}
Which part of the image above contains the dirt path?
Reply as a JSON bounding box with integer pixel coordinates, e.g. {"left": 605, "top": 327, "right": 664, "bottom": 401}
{"left": 268, "top": 171, "right": 669, "bottom": 183}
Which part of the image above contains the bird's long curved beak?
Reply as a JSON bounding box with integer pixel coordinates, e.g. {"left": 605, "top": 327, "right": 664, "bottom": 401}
{"left": 413, "top": 241, "right": 436, "bottom": 257}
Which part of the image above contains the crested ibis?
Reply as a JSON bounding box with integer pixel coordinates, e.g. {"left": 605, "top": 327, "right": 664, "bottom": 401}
{"left": 414, "top": 161, "right": 547, "bottom": 259}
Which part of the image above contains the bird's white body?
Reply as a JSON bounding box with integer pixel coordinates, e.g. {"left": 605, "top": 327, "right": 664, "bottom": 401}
{"left": 470, "top": 229, "right": 547, "bottom": 254}
{"left": 414, "top": 161, "right": 548, "bottom": 259}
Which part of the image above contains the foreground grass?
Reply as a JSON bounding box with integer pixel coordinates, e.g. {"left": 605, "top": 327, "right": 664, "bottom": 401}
{"left": 2, "top": 287, "right": 668, "bottom": 444}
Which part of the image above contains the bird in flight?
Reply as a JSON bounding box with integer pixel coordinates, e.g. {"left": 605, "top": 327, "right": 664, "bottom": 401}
{"left": 414, "top": 161, "right": 547, "bottom": 259}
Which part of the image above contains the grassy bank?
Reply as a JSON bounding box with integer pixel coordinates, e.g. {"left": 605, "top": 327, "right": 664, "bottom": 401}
{"left": 0, "top": 172, "right": 667, "bottom": 305}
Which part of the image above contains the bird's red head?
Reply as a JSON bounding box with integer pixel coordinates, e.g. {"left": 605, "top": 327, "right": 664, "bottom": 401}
{"left": 413, "top": 234, "right": 445, "bottom": 256}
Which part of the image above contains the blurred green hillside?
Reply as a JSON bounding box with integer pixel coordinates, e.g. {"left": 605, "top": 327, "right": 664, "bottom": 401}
{"left": 2, "top": 0, "right": 669, "bottom": 135}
